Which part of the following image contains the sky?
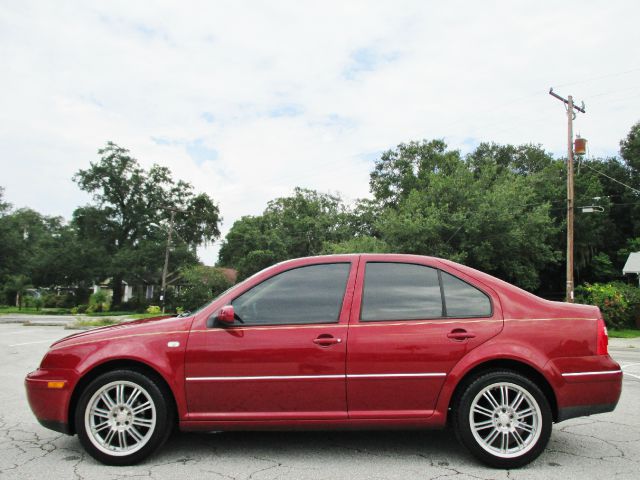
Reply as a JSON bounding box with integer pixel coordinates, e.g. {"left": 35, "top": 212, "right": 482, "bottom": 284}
{"left": 1, "top": 1, "right": 639, "bottom": 265}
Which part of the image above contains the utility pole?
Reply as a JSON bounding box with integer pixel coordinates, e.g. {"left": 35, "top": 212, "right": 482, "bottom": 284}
{"left": 549, "top": 88, "right": 585, "bottom": 303}
{"left": 160, "top": 209, "right": 176, "bottom": 314}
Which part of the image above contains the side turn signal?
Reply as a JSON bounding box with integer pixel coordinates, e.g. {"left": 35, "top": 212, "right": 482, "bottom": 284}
{"left": 47, "top": 381, "right": 66, "bottom": 389}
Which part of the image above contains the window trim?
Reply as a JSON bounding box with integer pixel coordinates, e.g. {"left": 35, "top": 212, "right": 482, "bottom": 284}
{"left": 359, "top": 261, "right": 493, "bottom": 323}
{"left": 223, "top": 262, "right": 352, "bottom": 328}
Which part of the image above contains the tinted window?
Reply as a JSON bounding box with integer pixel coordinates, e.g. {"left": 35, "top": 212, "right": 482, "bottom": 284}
{"left": 232, "top": 263, "right": 350, "bottom": 325}
{"left": 361, "top": 263, "right": 443, "bottom": 321}
{"left": 441, "top": 271, "right": 491, "bottom": 317}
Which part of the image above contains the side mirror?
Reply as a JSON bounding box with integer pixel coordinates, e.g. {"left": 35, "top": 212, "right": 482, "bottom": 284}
{"left": 217, "top": 305, "right": 235, "bottom": 324}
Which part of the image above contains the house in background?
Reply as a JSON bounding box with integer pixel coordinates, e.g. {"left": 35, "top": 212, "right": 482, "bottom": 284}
{"left": 92, "top": 267, "right": 238, "bottom": 304}
{"left": 623, "top": 252, "right": 640, "bottom": 286}
{"left": 92, "top": 279, "right": 155, "bottom": 303}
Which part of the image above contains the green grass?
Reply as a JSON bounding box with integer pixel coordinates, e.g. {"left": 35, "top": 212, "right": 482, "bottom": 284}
{"left": 87, "top": 311, "right": 138, "bottom": 317}
{"left": 609, "top": 328, "right": 640, "bottom": 338}
{"left": 66, "top": 312, "right": 169, "bottom": 329}
{"left": 68, "top": 318, "right": 122, "bottom": 328}
{"left": 0, "top": 306, "right": 174, "bottom": 319}
{"left": 127, "top": 312, "right": 172, "bottom": 320}
{"left": 0, "top": 306, "right": 70, "bottom": 315}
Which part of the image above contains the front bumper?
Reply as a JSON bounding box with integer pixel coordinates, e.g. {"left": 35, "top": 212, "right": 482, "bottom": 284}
{"left": 25, "top": 368, "right": 76, "bottom": 435}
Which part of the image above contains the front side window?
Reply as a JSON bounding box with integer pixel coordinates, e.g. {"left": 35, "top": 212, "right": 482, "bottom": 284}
{"left": 361, "top": 263, "right": 443, "bottom": 321}
{"left": 232, "top": 263, "right": 350, "bottom": 326}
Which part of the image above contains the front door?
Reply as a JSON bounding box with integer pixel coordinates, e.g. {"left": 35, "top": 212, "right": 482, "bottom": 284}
{"left": 184, "top": 259, "right": 357, "bottom": 421}
{"left": 346, "top": 257, "right": 503, "bottom": 419}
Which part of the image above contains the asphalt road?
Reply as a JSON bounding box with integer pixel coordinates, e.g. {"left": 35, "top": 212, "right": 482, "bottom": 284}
{"left": 1, "top": 323, "right": 639, "bottom": 480}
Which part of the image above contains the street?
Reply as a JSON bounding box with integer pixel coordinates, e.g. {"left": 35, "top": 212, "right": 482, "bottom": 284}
{"left": 1, "top": 323, "right": 639, "bottom": 480}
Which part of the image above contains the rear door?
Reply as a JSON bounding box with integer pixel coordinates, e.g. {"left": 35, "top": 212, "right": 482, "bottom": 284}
{"left": 346, "top": 255, "right": 503, "bottom": 419}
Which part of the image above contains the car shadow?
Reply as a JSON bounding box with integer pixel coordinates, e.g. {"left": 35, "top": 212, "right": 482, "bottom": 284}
{"left": 155, "top": 428, "right": 467, "bottom": 465}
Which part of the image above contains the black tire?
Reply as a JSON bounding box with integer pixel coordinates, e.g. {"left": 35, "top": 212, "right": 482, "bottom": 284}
{"left": 452, "top": 370, "right": 552, "bottom": 469}
{"left": 74, "top": 369, "right": 173, "bottom": 466}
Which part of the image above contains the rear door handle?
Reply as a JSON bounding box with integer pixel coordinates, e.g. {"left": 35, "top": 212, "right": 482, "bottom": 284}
{"left": 447, "top": 329, "right": 476, "bottom": 341}
{"left": 313, "top": 334, "right": 342, "bottom": 346}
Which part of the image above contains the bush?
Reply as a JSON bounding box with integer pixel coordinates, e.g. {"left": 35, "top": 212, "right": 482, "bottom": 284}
{"left": 171, "top": 265, "right": 233, "bottom": 311}
{"left": 76, "top": 304, "right": 88, "bottom": 314}
{"left": 88, "top": 290, "right": 110, "bottom": 313}
{"left": 120, "top": 298, "right": 151, "bottom": 313}
{"left": 42, "top": 294, "right": 59, "bottom": 308}
{"left": 576, "top": 282, "right": 640, "bottom": 329}
{"left": 24, "top": 295, "right": 42, "bottom": 310}
{"left": 146, "top": 305, "right": 161, "bottom": 314}
{"left": 42, "top": 293, "right": 76, "bottom": 308}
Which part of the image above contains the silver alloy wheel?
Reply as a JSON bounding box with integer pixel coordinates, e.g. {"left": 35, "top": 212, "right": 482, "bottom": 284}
{"left": 468, "top": 381, "right": 542, "bottom": 459}
{"left": 84, "top": 380, "right": 157, "bottom": 457}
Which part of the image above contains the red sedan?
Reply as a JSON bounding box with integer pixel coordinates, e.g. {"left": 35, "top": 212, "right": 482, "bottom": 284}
{"left": 25, "top": 254, "right": 622, "bottom": 468}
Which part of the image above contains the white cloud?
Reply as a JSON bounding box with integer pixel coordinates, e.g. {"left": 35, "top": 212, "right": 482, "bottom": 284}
{"left": 1, "top": 1, "right": 639, "bottom": 264}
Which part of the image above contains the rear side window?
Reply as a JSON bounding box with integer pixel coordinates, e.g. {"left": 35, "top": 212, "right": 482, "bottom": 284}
{"left": 441, "top": 271, "right": 491, "bottom": 317}
{"left": 232, "top": 263, "right": 350, "bottom": 325}
{"left": 361, "top": 263, "right": 443, "bottom": 321}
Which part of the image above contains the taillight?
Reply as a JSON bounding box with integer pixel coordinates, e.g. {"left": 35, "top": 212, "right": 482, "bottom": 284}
{"left": 596, "top": 317, "right": 608, "bottom": 355}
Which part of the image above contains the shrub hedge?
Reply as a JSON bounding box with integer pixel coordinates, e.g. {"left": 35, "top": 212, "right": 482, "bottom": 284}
{"left": 576, "top": 282, "right": 640, "bottom": 329}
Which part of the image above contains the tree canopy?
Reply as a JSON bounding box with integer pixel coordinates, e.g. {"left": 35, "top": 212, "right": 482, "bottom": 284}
{"left": 0, "top": 143, "right": 222, "bottom": 308}
{"left": 3, "top": 122, "right": 640, "bottom": 309}
{"left": 72, "top": 142, "right": 222, "bottom": 305}
{"left": 218, "top": 187, "right": 354, "bottom": 279}
{"left": 219, "top": 123, "right": 640, "bottom": 296}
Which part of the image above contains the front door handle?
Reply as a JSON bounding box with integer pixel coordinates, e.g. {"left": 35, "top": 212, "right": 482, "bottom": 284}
{"left": 313, "top": 334, "right": 342, "bottom": 346}
{"left": 447, "top": 329, "right": 476, "bottom": 341}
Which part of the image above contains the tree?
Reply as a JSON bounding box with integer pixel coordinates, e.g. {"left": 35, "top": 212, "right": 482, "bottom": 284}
{"left": 620, "top": 121, "right": 640, "bottom": 175}
{"left": 217, "top": 215, "right": 286, "bottom": 275}
{"left": 1, "top": 208, "right": 54, "bottom": 281}
{"left": 322, "top": 236, "right": 391, "bottom": 254}
{"left": 366, "top": 140, "right": 560, "bottom": 290}
{"left": 173, "top": 265, "right": 232, "bottom": 311}
{"left": 218, "top": 187, "right": 354, "bottom": 279}
{"left": 0, "top": 187, "right": 9, "bottom": 215}
{"left": 0, "top": 202, "right": 105, "bottom": 298}
{"left": 369, "top": 139, "right": 461, "bottom": 208}
{"left": 73, "top": 142, "right": 221, "bottom": 305}
{"left": 0, "top": 188, "right": 17, "bottom": 282}
{"left": 3, "top": 274, "right": 32, "bottom": 309}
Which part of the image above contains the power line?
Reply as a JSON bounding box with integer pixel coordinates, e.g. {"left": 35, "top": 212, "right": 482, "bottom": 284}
{"left": 587, "top": 85, "right": 640, "bottom": 99}
{"left": 553, "top": 67, "right": 640, "bottom": 89}
{"left": 580, "top": 162, "right": 640, "bottom": 194}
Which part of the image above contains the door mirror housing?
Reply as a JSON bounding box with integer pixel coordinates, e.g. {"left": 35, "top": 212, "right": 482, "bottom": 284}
{"left": 217, "top": 305, "right": 235, "bottom": 324}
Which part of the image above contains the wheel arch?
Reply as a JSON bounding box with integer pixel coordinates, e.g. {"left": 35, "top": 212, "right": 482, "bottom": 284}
{"left": 68, "top": 359, "right": 178, "bottom": 435}
{"left": 447, "top": 358, "right": 558, "bottom": 423}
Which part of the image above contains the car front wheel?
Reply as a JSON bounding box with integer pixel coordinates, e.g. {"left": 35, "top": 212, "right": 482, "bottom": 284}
{"left": 453, "top": 370, "right": 552, "bottom": 468}
{"left": 75, "top": 369, "right": 172, "bottom": 465}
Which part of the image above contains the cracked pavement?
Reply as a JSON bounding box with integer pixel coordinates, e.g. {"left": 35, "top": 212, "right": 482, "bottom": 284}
{"left": 1, "top": 324, "right": 639, "bottom": 480}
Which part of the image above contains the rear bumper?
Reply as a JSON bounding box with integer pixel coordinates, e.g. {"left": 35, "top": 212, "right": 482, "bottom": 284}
{"left": 557, "top": 402, "right": 618, "bottom": 422}
{"left": 546, "top": 355, "right": 623, "bottom": 423}
{"left": 25, "top": 368, "right": 76, "bottom": 435}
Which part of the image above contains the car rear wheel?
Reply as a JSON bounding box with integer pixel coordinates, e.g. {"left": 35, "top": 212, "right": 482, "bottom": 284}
{"left": 75, "top": 369, "right": 172, "bottom": 465}
{"left": 453, "top": 370, "right": 552, "bottom": 468}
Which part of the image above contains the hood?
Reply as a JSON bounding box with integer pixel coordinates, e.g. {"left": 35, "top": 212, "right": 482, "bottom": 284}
{"left": 50, "top": 314, "right": 191, "bottom": 348}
